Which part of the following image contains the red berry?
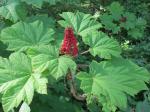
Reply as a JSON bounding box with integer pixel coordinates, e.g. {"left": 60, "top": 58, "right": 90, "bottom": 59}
{"left": 60, "top": 27, "right": 78, "bottom": 57}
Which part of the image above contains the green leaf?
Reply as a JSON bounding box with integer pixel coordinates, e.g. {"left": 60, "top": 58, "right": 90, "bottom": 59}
{"left": 54, "top": 28, "right": 64, "bottom": 48}
{"left": 0, "top": 53, "right": 33, "bottom": 93}
{"left": 27, "top": 45, "right": 77, "bottom": 79}
{"left": 25, "top": 14, "right": 56, "bottom": 29}
{"left": 100, "top": 13, "right": 120, "bottom": 33}
{"left": 0, "top": 20, "right": 55, "bottom": 51}
{"left": 120, "top": 12, "right": 136, "bottom": 30}
{"left": 0, "top": 53, "right": 48, "bottom": 112}
{"left": 82, "top": 31, "right": 121, "bottom": 59}
{"left": 21, "top": 0, "right": 45, "bottom": 8}
{"left": 77, "top": 58, "right": 150, "bottom": 109}
{"left": 22, "top": 0, "right": 80, "bottom": 8}
{"left": 128, "top": 28, "right": 143, "bottom": 39}
{"left": 100, "top": 2, "right": 125, "bottom": 33}
{"left": 31, "top": 90, "right": 84, "bottom": 112}
{"left": 33, "top": 73, "right": 48, "bottom": 94}
{"left": 127, "top": 18, "right": 146, "bottom": 39}
{"left": 136, "top": 18, "right": 147, "bottom": 27}
{"left": 58, "top": 12, "right": 102, "bottom": 37}
{"left": 0, "top": 0, "right": 27, "bottom": 22}
{"left": 108, "top": 2, "right": 124, "bottom": 20}
{"left": 21, "top": 0, "right": 64, "bottom": 8}
{"left": 19, "top": 102, "right": 31, "bottom": 112}
{"left": 136, "top": 100, "right": 150, "bottom": 112}
{"left": 60, "top": 0, "right": 81, "bottom": 4}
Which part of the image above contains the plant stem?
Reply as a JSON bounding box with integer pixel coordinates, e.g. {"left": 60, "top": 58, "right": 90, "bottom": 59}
{"left": 67, "top": 72, "right": 86, "bottom": 101}
{"left": 77, "top": 64, "right": 89, "bottom": 68}
{"left": 80, "top": 50, "right": 89, "bottom": 55}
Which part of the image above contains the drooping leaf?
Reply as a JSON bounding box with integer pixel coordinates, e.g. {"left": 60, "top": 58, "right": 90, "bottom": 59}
{"left": 0, "top": 53, "right": 48, "bottom": 112}
{"left": 27, "top": 45, "right": 76, "bottom": 79}
{"left": 82, "top": 31, "right": 121, "bottom": 59}
{"left": 0, "top": 0, "right": 27, "bottom": 22}
{"left": 58, "top": 12, "right": 102, "bottom": 37}
{"left": 0, "top": 21, "right": 55, "bottom": 51}
{"left": 77, "top": 58, "right": 150, "bottom": 109}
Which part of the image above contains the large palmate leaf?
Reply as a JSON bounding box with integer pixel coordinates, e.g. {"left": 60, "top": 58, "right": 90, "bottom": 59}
{"left": 77, "top": 58, "right": 150, "bottom": 109}
{"left": 25, "top": 14, "right": 55, "bottom": 28}
{"left": 21, "top": 0, "right": 46, "bottom": 8}
{"left": 21, "top": 0, "right": 63, "bottom": 8}
{"left": 21, "top": 0, "right": 65, "bottom": 8}
{"left": 0, "top": 0, "right": 27, "bottom": 22}
{"left": 58, "top": 12, "right": 102, "bottom": 37}
{"left": 0, "top": 20, "right": 55, "bottom": 51}
{"left": 0, "top": 53, "right": 48, "bottom": 112}
{"left": 21, "top": 0, "right": 80, "bottom": 8}
{"left": 82, "top": 31, "right": 121, "bottom": 59}
{"left": 27, "top": 45, "right": 76, "bottom": 79}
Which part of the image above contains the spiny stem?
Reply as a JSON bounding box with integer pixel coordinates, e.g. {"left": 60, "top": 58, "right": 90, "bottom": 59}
{"left": 67, "top": 72, "right": 86, "bottom": 101}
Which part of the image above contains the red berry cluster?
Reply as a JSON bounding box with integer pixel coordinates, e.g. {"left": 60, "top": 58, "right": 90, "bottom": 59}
{"left": 60, "top": 27, "right": 78, "bottom": 57}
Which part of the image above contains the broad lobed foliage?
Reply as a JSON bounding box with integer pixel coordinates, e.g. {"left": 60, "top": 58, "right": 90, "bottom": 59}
{"left": 0, "top": 0, "right": 150, "bottom": 112}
